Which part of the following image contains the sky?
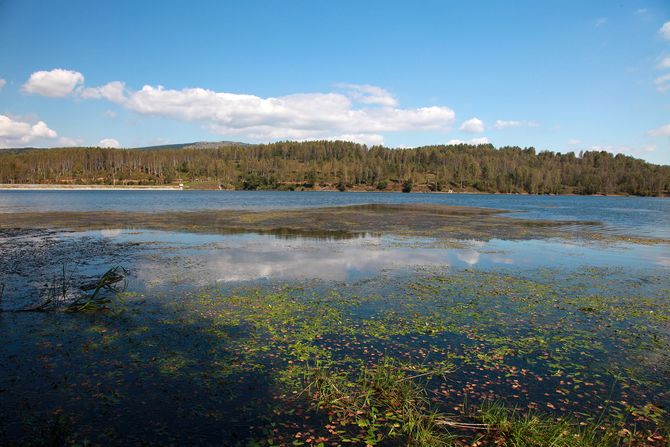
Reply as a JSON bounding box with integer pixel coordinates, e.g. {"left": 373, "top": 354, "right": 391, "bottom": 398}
{"left": 1, "top": 0, "right": 670, "bottom": 165}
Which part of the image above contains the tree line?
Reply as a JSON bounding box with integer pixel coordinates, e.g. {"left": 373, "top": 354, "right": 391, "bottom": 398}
{"left": 0, "top": 141, "right": 668, "bottom": 196}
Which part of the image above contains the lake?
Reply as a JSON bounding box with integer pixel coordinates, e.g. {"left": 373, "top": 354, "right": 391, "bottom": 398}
{"left": 1, "top": 190, "right": 669, "bottom": 237}
{"left": 0, "top": 191, "right": 669, "bottom": 445}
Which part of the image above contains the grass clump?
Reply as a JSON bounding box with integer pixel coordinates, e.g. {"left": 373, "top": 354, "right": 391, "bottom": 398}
{"left": 476, "top": 403, "right": 622, "bottom": 447}
{"left": 67, "top": 265, "right": 127, "bottom": 312}
{"left": 302, "top": 360, "right": 637, "bottom": 447}
{"left": 303, "top": 358, "right": 456, "bottom": 446}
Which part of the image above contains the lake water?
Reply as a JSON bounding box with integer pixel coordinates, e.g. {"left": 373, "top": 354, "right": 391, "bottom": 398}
{"left": 1, "top": 190, "right": 669, "bottom": 237}
{"left": 1, "top": 191, "right": 669, "bottom": 445}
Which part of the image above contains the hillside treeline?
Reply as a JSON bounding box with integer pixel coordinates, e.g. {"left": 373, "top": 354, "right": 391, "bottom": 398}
{"left": 1, "top": 141, "right": 668, "bottom": 196}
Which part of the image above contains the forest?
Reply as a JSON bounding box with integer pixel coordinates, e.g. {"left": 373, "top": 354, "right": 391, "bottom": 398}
{"left": 1, "top": 141, "right": 668, "bottom": 196}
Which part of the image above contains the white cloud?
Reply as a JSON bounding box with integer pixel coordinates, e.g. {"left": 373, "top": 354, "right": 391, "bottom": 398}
{"left": 647, "top": 123, "right": 670, "bottom": 137}
{"left": 104, "top": 110, "right": 118, "bottom": 118}
{"left": 493, "top": 119, "right": 540, "bottom": 130}
{"left": 22, "top": 69, "right": 84, "bottom": 97}
{"left": 658, "top": 56, "right": 670, "bottom": 69}
{"left": 24, "top": 70, "right": 458, "bottom": 144}
{"left": 80, "top": 81, "right": 127, "bottom": 103}
{"left": 655, "top": 73, "right": 670, "bottom": 92}
{"left": 58, "top": 136, "right": 85, "bottom": 147}
{"left": 337, "top": 83, "right": 398, "bottom": 107}
{"left": 121, "top": 84, "right": 455, "bottom": 143}
{"left": 635, "top": 8, "right": 648, "bottom": 16}
{"left": 447, "top": 137, "right": 490, "bottom": 145}
{"left": 661, "top": 22, "right": 670, "bottom": 40}
{"left": 0, "top": 78, "right": 5, "bottom": 91}
{"left": 567, "top": 138, "right": 581, "bottom": 146}
{"left": 0, "top": 114, "right": 58, "bottom": 147}
{"left": 328, "top": 134, "right": 385, "bottom": 146}
{"left": 459, "top": 117, "right": 485, "bottom": 133}
{"left": 590, "top": 144, "right": 656, "bottom": 156}
{"left": 595, "top": 17, "right": 607, "bottom": 27}
{"left": 98, "top": 138, "right": 120, "bottom": 148}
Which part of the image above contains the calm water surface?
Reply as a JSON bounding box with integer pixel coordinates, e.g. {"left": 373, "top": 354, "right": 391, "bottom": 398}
{"left": 1, "top": 190, "right": 669, "bottom": 237}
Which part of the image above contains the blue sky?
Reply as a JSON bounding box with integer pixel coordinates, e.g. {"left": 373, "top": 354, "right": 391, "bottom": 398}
{"left": 1, "top": 0, "right": 669, "bottom": 164}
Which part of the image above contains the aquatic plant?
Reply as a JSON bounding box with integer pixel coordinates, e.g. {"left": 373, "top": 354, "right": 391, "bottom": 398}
{"left": 303, "top": 358, "right": 456, "bottom": 446}
{"left": 8, "top": 266, "right": 127, "bottom": 313}
{"left": 67, "top": 266, "right": 127, "bottom": 312}
{"left": 300, "top": 360, "right": 632, "bottom": 447}
{"left": 475, "top": 403, "right": 621, "bottom": 447}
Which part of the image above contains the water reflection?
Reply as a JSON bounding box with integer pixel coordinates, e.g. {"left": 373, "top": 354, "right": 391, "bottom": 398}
{"left": 3, "top": 228, "right": 669, "bottom": 309}
{"left": 456, "top": 250, "right": 480, "bottom": 266}
{"left": 134, "top": 235, "right": 453, "bottom": 284}
{"left": 100, "top": 228, "right": 122, "bottom": 238}
{"left": 122, "top": 230, "right": 670, "bottom": 287}
{"left": 96, "top": 224, "right": 369, "bottom": 241}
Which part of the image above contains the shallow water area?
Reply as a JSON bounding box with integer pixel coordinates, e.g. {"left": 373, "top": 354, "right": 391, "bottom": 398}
{"left": 2, "top": 190, "right": 669, "bottom": 238}
{"left": 4, "top": 228, "right": 666, "bottom": 300}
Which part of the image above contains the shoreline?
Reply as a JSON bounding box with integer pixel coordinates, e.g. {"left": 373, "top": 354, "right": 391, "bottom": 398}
{"left": 0, "top": 184, "right": 181, "bottom": 191}
{"left": 0, "top": 184, "right": 664, "bottom": 197}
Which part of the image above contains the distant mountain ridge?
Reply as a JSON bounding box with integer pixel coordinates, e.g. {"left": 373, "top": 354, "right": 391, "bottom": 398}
{"left": 132, "top": 141, "right": 250, "bottom": 151}
{"left": 1, "top": 140, "right": 250, "bottom": 152}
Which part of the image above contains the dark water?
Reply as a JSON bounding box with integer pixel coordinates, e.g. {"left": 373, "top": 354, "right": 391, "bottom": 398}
{"left": 1, "top": 190, "right": 669, "bottom": 237}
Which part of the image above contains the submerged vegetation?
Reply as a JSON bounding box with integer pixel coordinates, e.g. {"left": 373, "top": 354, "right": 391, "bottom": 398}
{"left": 2, "top": 239, "right": 669, "bottom": 444}
{"left": 2, "top": 140, "right": 669, "bottom": 195}
{"left": 4, "top": 204, "right": 667, "bottom": 245}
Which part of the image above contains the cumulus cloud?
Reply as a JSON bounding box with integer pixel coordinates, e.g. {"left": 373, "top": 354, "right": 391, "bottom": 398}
{"left": 98, "top": 138, "right": 120, "bottom": 148}
{"left": 647, "top": 123, "right": 670, "bottom": 137}
{"left": 0, "top": 114, "right": 58, "bottom": 147}
{"left": 447, "top": 137, "right": 490, "bottom": 145}
{"left": 0, "top": 78, "right": 5, "bottom": 91}
{"left": 22, "top": 69, "right": 84, "bottom": 97}
{"left": 23, "top": 70, "right": 458, "bottom": 145}
{"left": 80, "top": 81, "right": 127, "bottom": 103}
{"left": 658, "top": 56, "right": 670, "bottom": 69}
{"left": 567, "top": 138, "right": 581, "bottom": 146}
{"left": 337, "top": 83, "right": 398, "bottom": 107}
{"left": 655, "top": 73, "right": 670, "bottom": 92}
{"left": 493, "top": 119, "right": 539, "bottom": 130}
{"left": 661, "top": 21, "right": 670, "bottom": 40}
{"left": 459, "top": 117, "right": 485, "bottom": 133}
{"left": 121, "top": 84, "right": 455, "bottom": 144}
{"left": 58, "top": 136, "right": 85, "bottom": 147}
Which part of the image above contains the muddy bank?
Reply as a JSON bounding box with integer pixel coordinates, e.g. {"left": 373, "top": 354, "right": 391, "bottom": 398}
{"left": 0, "top": 203, "right": 634, "bottom": 243}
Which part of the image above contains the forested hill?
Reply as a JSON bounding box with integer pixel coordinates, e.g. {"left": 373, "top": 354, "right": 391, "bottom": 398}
{"left": 1, "top": 141, "right": 668, "bottom": 196}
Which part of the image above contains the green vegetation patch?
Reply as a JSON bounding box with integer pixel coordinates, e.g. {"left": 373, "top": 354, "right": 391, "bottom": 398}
{"left": 2, "top": 265, "right": 670, "bottom": 445}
